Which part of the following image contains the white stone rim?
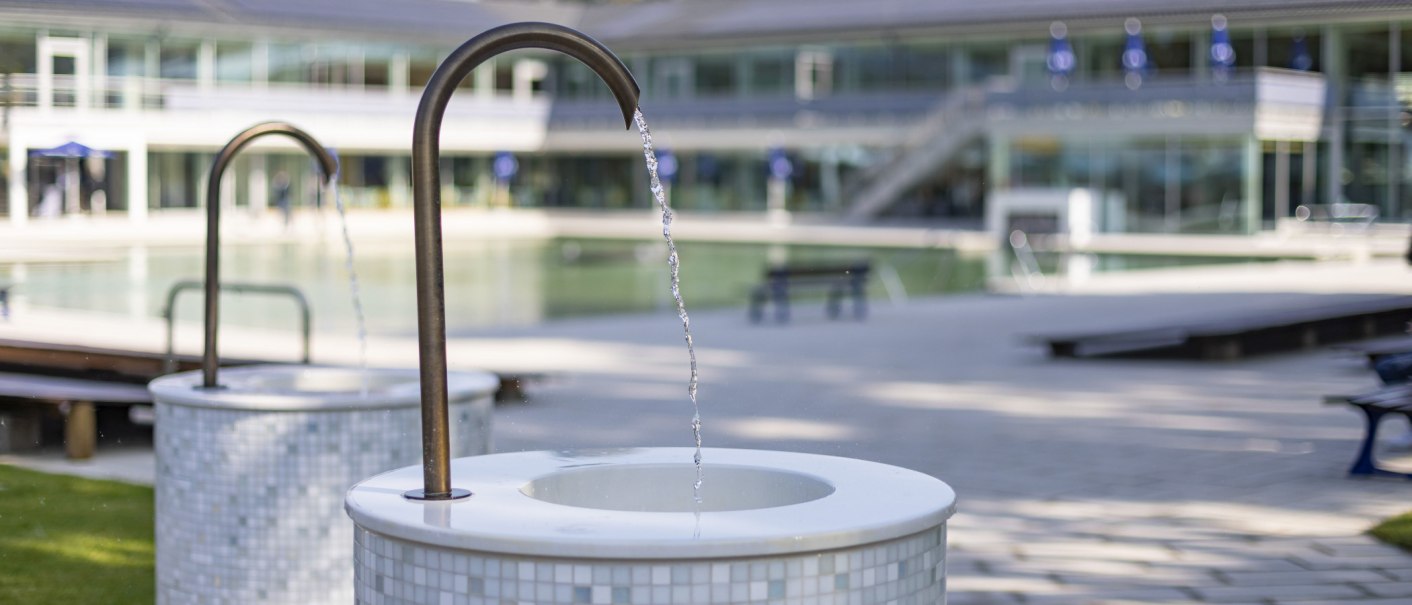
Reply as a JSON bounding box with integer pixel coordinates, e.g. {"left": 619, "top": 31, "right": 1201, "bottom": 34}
{"left": 148, "top": 364, "right": 499, "bottom": 410}
{"left": 344, "top": 447, "right": 957, "bottom": 559}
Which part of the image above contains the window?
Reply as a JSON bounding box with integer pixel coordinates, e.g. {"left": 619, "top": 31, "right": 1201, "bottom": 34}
{"left": 267, "top": 43, "right": 304, "bottom": 84}
{"left": 216, "top": 42, "right": 252, "bottom": 82}
{"left": 746, "top": 50, "right": 792, "bottom": 95}
{"left": 693, "top": 55, "right": 736, "bottom": 97}
{"left": 967, "top": 46, "right": 1008, "bottom": 84}
{"left": 106, "top": 37, "right": 144, "bottom": 77}
{"left": 0, "top": 33, "right": 37, "bottom": 74}
{"left": 159, "top": 41, "right": 198, "bottom": 79}
{"left": 899, "top": 43, "right": 949, "bottom": 90}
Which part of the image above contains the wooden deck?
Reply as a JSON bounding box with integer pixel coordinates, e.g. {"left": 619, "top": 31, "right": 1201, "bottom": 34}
{"left": 0, "top": 338, "right": 261, "bottom": 459}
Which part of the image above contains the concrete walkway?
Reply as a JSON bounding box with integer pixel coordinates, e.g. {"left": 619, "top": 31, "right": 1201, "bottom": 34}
{"left": 6, "top": 258, "right": 1412, "bottom": 604}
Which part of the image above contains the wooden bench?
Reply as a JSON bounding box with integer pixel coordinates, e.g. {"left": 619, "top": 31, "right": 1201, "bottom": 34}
{"left": 1324, "top": 384, "right": 1412, "bottom": 479}
{"left": 748, "top": 262, "right": 870, "bottom": 324}
{"left": 0, "top": 371, "right": 152, "bottom": 460}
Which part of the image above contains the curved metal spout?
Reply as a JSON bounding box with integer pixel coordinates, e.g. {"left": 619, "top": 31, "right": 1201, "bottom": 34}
{"left": 410, "top": 22, "right": 640, "bottom": 500}
{"left": 202, "top": 122, "right": 338, "bottom": 389}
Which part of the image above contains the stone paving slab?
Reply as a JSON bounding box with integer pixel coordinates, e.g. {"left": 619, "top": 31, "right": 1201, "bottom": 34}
{"left": 474, "top": 260, "right": 1412, "bottom": 604}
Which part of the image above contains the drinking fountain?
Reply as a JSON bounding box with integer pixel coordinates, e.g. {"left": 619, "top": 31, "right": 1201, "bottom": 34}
{"left": 344, "top": 22, "right": 956, "bottom": 605}
{"left": 148, "top": 122, "right": 498, "bottom": 604}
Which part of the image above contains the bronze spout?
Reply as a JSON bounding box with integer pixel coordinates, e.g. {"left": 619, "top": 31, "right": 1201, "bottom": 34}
{"left": 409, "top": 22, "right": 640, "bottom": 500}
{"left": 202, "top": 122, "right": 338, "bottom": 389}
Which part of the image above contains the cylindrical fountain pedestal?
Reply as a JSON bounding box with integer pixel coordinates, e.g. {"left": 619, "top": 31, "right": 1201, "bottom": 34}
{"left": 346, "top": 448, "right": 956, "bottom": 605}
{"left": 151, "top": 365, "right": 498, "bottom": 605}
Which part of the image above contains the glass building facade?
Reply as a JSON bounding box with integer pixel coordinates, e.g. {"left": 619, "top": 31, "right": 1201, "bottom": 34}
{"left": 1, "top": 4, "right": 1411, "bottom": 235}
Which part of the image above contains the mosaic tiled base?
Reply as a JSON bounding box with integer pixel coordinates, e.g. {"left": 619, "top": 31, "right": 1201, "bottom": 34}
{"left": 351, "top": 524, "right": 946, "bottom": 605}
{"left": 155, "top": 397, "right": 493, "bottom": 605}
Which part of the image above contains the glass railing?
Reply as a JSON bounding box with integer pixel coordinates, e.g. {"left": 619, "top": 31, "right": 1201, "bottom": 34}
{"left": 0, "top": 73, "right": 539, "bottom": 114}
{"left": 547, "top": 89, "right": 942, "bottom": 130}
{"left": 0, "top": 67, "right": 1328, "bottom": 127}
{"left": 987, "top": 67, "right": 1323, "bottom": 108}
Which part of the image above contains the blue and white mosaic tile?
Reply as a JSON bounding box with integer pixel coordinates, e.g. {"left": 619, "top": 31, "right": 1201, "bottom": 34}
{"left": 352, "top": 524, "right": 946, "bottom": 605}
{"left": 156, "top": 394, "right": 493, "bottom": 605}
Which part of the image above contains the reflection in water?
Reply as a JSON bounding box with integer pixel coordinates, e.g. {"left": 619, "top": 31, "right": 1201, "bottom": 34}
{"left": 7, "top": 238, "right": 993, "bottom": 335}
{"left": 6, "top": 238, "right": 1255, "bottom": 337}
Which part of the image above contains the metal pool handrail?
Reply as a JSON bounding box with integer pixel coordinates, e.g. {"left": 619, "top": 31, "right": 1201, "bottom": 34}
{"left": 164, "top": 279, "right": 312, "bottom": 374}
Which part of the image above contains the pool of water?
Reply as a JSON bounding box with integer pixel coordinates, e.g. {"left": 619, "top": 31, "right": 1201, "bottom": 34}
{"left": 2, "top": 238, "right": 1253, "bottom": 336}
{"left": 7, "top": 238, "right": 982, "bottom": 335}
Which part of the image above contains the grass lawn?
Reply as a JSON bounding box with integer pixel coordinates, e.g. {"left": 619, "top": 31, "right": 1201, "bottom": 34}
{"left": 0, "top": 463, "right": 154, "bottom": 604}
{"left": 1371, "top": 509, "right": 1412, "bottom": 553}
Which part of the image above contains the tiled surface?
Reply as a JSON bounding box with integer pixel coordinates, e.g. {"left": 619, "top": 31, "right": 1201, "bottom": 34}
{"left": 352, "top": 523, "right": 947, "bottom": 605}
{"left": 155, "top": 395, "right": 493, "bottom": 605}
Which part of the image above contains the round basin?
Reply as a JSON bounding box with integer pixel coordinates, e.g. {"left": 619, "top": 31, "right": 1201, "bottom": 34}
{"left": 520, "top": 463, "right": 835, "bottom": 513}
{"left": 345, "top": 447, "right": 956, "bottom": 559}
{"left": 148, "top": 364, "right": 497, "bottom": 410}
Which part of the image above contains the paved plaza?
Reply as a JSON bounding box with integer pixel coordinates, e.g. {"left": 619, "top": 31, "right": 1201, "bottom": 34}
{"left": 6, "top": 256, "right": 1412, "bottom": 603}
{"left": 474, "top": 260, "right": 1412, "bottom": 605}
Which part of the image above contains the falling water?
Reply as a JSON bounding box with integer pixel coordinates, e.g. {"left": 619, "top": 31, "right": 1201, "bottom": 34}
{"left": 634, "top": 109, "right": 703, "bottom": 504}
{"left": 328, "top": 183, "right": 370, "bottom": 397}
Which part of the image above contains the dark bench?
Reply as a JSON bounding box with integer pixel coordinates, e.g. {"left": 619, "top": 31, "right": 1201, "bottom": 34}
{"left": 748, "top": 262, "right": 870, "bottom": 324}
{"left": 1032, "top": 294, "right": 1412, "bottom": 359}
{"left": 1324, "top": 384, "right": 1412, "bottom": 479}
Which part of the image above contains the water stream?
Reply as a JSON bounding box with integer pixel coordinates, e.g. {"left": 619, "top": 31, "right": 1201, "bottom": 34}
{"left": 634, "top": 109, "right": 704, "bottom": 504}
{"left": 328, "top": 183, "right": 370, "bottom": 397}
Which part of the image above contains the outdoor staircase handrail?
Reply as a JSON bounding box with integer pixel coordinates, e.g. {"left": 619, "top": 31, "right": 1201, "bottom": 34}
{"left": 843, "top": 87, "right": 988, "bottom": 221}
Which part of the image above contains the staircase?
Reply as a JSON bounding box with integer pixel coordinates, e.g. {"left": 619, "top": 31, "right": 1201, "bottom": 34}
{"left": 843, "top": 88, "right": 987, "bottom": 221}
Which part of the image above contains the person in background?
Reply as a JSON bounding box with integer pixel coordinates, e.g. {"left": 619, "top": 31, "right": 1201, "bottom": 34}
{"left": 273, "top": 171, "right": 292, "bottom": 227}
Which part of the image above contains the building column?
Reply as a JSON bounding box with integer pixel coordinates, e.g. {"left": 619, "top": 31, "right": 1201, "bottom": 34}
{"left": 1302, "top": 140, "right": 1317, "bottom": 205}
{"left": 952, "top": 49, "right": 970, "bottom": 86}
{"left": 7, "top": 137, "right": 26, "bottom": 225}
{"left": 391, "top": 52, "right": 410, "bottom": 97}
{"left": 1243, "top": 135, "right": 1262, "bottom": 234}
{"left": 987, "top": 134, "right": 1010, "bottom": 194}
{"left": 475, "top": 59, "right": 495, "bottom": 99}
{"left": 1274, "top": 140, "right": 1291, "bottom": 223}
{"left": 1191, "top": 30, "right": 1210, "bottom": 80}
{"left": 252, "top": 41, "right": 269, "bottom": 90}
{"left": 220, "top": 156, "right": 237, "bottom": 212}
{"left": 1164, "top": 136, "right": 1180, "bottom": 232}
{"left": 1253, "top": 28, "right": 1268, "bottom": 70}
{"left": 126, "top": 139, "right": 147, "bottom": 222}
{"left": 198, "top": 40, "right": 216, "bottom": 94}
{"left": 389, "top": 156, "right": 409, "bottom": 207}
{"left": 1388, "top": 26, "right": 1401, "bottom": 214}
{"left": 92, "top": 34, "right": 108, "bottom": 110}
{"left": 248, "top": 154, "right": 268, "bottom": 213}
{"left": 821, "top": 148, "right": 841, "bottom": 211}
{"left": 1322, "top": 26, "right": 1345, "bottom": 206}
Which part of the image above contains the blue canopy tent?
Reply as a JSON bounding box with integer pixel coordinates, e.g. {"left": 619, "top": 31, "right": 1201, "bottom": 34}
{"left": 28, "top": 141, "right": 112, "bottom": 217}
{"left": 28, "top": 140, "right": 114, "bottom": 160}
